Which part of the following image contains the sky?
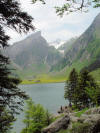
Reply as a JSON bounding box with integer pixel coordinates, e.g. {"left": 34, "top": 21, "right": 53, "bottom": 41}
{"left": 6, "top": 0, "right": 100, "bottom": 44}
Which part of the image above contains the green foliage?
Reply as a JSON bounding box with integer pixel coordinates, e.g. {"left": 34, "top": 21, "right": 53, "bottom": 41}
{"left": 70, "top": 122, "right": 91, "bottom": 133}
{"left": 57, "top": 129, "right": 69, "bottom": 133}
{"left": 55, "top": 0, "right": 100, "bottom": 16}
{"left": 91, "top": 68, "right": 100, "bottom": 81}
{"left": 79, "top": 70, "right": 100, "bottom": 107}
{"left": 75, "top": 108, "right": 88, "bottom": 117}
{"left": 64, "top": 68, "right": 79, "bottom": 108}
{"left": 0, "top": 56, "right": 28, "bottom": 132}
{"left": 65, "top": 68, "right": 100, "bottom": 110}
{"left": 0, "top": 0, "right": 34, "bottom": 132}
{"left": 21, "top": 99, "right": 53, "bottom": 133}
{"left": 0, "top": 108, "right": 16, "bottom": 133}
{"left": 32, "top": 0, "right": 100, "bottom": 17}
{"left": 57, "top": 122, "right": 91, "bottom": 133}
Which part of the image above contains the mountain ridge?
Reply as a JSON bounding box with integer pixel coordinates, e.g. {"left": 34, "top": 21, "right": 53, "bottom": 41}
{"left": 5, "top": 13, "right": 100, "bottom": 81}
{"left": 5, "top": 31, "right": 62, "bottom": 79}
{"left": 51, "top": 13, "right": 100, "bottom": 74}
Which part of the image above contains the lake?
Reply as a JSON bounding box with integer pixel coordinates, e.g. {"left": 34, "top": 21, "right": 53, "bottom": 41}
{"left": 12, "top": 83, "right": 68, "bottom": 133}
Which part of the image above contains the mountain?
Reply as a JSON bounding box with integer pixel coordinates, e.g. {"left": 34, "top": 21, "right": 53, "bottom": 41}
{"left": 5, "top": 13, "right": 100, "bottom": 81}
{"left": 58, "top": 37, "right": 77, "bottom": 54}
{"left": 5, "top": 31, "right": 62, "bottom": 79}
{"left": 51, "top": 13, "right": 100, "bottom": 74}
{"left": 49, "top": 39, "right": 66, "bottom": 49}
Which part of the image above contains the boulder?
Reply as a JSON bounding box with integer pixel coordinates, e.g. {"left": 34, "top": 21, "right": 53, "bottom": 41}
{"left": 83, "top": 114, "right": 100, "bottom": 124}
{"left": 70, "top": 115, "right": 80, "bottom": 123}
{"left": 42, "top": 115, "right": 70, "bottom": 133}
{"left": 85, "top": 107, "right": 100, "bottom": 115}
{"left": 42, "top": 107, "right": 100, "bottom": 133}
{"left": 57, "top": 106, "right": 72, "bottom": 114}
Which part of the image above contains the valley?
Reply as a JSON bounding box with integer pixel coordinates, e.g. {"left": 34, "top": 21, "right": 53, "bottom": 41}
{"left": 5, "top": 13, "right": 100, "bottom": 84}
{"left": 1, "top": 1, "right": 100, "bottom": 133}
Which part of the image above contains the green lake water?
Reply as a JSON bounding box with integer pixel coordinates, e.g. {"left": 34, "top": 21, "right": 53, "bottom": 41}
{"left": 13, "top": 83, "right": 68, "bottom": 133}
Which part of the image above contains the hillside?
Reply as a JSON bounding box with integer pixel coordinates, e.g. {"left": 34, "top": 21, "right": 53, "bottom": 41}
{"left": 51, "top": 13, "right": 100, "bottom": 78}
{"left": 5, "top": 31, "right": 62, "bottom": 79}
{"left": 5, "top": 13, "right": 100, "bottom": 82}
{"left": 50, "top": 38, "right": 77, "bottom": 71}
{"left": 58, "top": 37, "right": 77, "bottom": 54}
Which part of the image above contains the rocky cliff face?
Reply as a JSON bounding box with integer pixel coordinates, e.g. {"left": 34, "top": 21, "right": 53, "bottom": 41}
{"left": 65, "top": 13, "right": 100, "bottom": 60}
{"left": 5, "top": 31, "right": 62, "bottom": 78}
{"left": 6, "top": 31, "right": 61, "bottom": 67}
{"left": 51, "top": 13, "right": 100, "bottom": 72}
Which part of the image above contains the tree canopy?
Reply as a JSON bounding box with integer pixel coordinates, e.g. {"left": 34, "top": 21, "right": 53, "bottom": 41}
{"left": 55, "top": 0, "right": 100, "bottom": 16}
{"left": 0, "top": 0, "right": 34, "bottom": 132}
{"left": 21, "top": 99, "right": 53, "bottom": 133}
{"left": 64, "top": 68, "right": 100, "bottom": 110}
{"left": 32, "top": 0, "right": 100, "bottom": 16}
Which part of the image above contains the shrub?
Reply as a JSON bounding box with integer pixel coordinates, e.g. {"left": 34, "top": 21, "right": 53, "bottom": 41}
{"left": 21, "top": 99, "right": 53, "bottom": 133}
{"left": 71, "top": 122, "right": 91, "bottom": 133}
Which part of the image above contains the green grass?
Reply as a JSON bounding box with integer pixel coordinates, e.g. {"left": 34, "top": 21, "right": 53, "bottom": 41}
{"left": 75, "top": 108, "right": 88, "bottom": 117}
{"left": 57, "top": 122, "right": 91, "bottom": 133}
{"left": 57, "top": 129, "right": 69, "bottom": 133}
{"left": 90, "top": 68, "right": 100, "bottom": 82}
{"left": 21, "top": 79, "right": 65, "bottom": 84}
{"left": 20, "top": 61, "right": 100, "bottom": 85}
{"left": 21, "top": 74, "right": 66, "bottom": 84}
{"left": 14, "top": 63, "right": 49, "bottom": 79}
{"left": 21, "top": 61, "right": 100, "bottom": 85}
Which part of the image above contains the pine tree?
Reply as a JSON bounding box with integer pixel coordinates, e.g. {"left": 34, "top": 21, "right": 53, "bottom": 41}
{"left": 83, "top": 71, "right": 100, "bottom": 107}
{"left": 64, "top": 68, "right": 79, "bottom": 108}
{"left": 0, "top": 0, "right": 34, "bottom": 132}
{"left": 78, "top": 70, "right": 100, "bottom": 108}
{"left": 65, "top": 69, "right": 100, "bottom": 110}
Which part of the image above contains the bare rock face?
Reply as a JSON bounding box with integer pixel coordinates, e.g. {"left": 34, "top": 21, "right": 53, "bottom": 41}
{"left": 42, "top": 115, "right": 70, "bottom": 133}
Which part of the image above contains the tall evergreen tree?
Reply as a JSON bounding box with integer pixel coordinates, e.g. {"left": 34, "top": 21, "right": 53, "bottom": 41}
{"left": 64, "top": 68, "right": 79, "bottom": 107}
{"left": 65, "top": 69, "right": 100, "bottom": 110}
{"left": 0, "top": 0, "right": 34, "bottom": 132}
{"left": 78, "top": 70, "right": 90, "bottom": 108}
{"left": 79, "top": 70, "right": 93, "bottom": 107}
{"left": 81, "top": 70, "right": 100, "bottom": 107}
{"left": 78, "top": 70, "right": 100, "bottom": 108}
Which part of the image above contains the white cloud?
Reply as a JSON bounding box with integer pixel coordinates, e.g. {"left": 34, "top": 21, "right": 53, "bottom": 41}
{"left": 6, "top": 0, "right": 100, "bottom": 44}
{"left": 43, "top": 29, "right": 81, "bottom": 42}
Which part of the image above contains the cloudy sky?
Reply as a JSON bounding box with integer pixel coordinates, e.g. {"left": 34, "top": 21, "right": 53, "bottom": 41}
{"left": 6, "top": 0, "right": 100, "bottom": 44}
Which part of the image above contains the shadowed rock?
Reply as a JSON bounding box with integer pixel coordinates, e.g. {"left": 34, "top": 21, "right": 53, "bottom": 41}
{"left": 42, "top": 115, "right": 70, "bottom": 133}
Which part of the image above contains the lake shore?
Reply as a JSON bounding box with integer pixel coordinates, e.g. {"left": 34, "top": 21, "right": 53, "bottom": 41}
{"left": 21, "top": 79, "right": 66, "bottom": 85}
{"left": 12, "top": 83, "right": 66, "bottom": 133}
